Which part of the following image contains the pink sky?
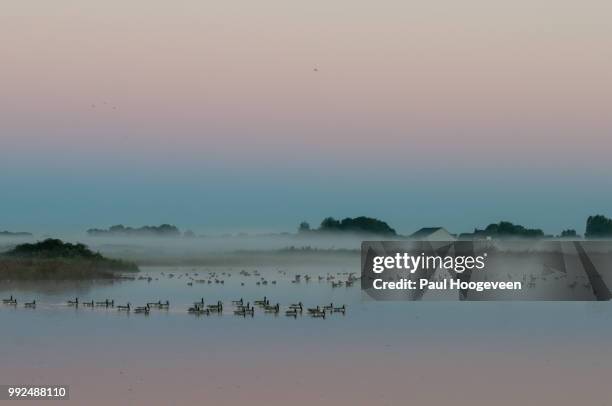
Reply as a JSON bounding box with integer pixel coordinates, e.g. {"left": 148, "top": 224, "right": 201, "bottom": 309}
{"left": 2, "top": 0, "right": 611, "bottom": 163}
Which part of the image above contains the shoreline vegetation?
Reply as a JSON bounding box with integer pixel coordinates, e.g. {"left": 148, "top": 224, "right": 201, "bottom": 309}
{"left": 0, "top": 239, "right": 138, "bottom": 280}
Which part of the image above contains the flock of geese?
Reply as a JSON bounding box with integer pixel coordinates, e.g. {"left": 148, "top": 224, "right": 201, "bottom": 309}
{"left": 187, "top": 296, "right": 346, "bottom": 318}
{"left": 1, "top": 269, "right": 356, "bottom": 319}
{"left": 124, "top": 269, "right": 360, "bottom": 288}
{"left": 1, "top": 295, "right": 346, "bottom": 319}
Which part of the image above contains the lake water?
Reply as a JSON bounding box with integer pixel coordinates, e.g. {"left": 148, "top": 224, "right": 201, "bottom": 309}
{"left": 1, "top": 262, "right": 612, "bottom": 405}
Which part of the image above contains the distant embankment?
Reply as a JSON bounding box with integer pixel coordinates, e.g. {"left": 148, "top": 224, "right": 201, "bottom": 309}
{"left": 0, "top": 230, "right": 32, "bottom": 237}
{"left": 87, "top": 224, "right": 193, "bottom": 238}
{"left": 0, "top": 239, "right": 138, "bottom": 280}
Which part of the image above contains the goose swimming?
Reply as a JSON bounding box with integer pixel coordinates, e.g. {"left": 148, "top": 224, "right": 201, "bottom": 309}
{"left": 117, "top": 303, "right": 130, "bottom": 311}
{"left": 2, "top": 295, "right": 15, "bottom": 304}
{"left": 134, "top": 305, "right": 150, "bottom": 314}
{"left": 95, "top": 299, "right": 114, "bottom": 307}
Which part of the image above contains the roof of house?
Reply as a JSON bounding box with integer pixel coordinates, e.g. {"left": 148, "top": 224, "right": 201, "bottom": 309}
{"left": 409, "top": 227, "right": 449, "bottom": 238}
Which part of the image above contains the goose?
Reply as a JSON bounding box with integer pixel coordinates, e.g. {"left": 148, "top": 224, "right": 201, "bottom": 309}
{"left": 194, "top": 298, "right": 205, "bottom": 307}
{"left": 117, "top": 303, "right": 131, "bottom": 311}
{"left": 188, "top": 304, "right": 209, "bottom": 315}
{"left": 289, "top": 302, "right": 303, "bottom": 312}
{"left": 264, "top": 303, "right": 280, "bottom": 314}
{"left": 333, "top": 305, "right": 346, "bottom": 314}
{"left": 67, "top": 298, "right": 79, "bottom": 306}
{"left": 234, "top": 306, "right": 254, "bottom": 317}
{"left": 234, "top": 302, "right": 251, "bottom": 311}
{"left": 285, "top": 308, "right": 298, "bottom": 317}
{"left": 207, "top": 301, "right": 223, "bottom": 312}
{"left": 148, "top": 300, "right": 169, "bottom": 309}
{"left": 24, "top": 300, "right": 36, "bottom": 308}
{"left": 322, "top": 303, "right": 333, "bottom": 311}
{"left": 232, "top": 298, "right": 244, "bottom": 306}
{"left": 311, "top": 310, "right": 326, "bottom": 319}
{"left": 82, "top": 300, "right": 95, "bottom": 307}
{"left": 307, "top": 306, "right": 320, "bottom": 314}
{"left": 2, "top": 295, "right": 14, "bottom": 304}
{"left": 134, "top": 305, "right": 150, "bottom": 314}
{"left": 95, "top": 299, "right": 114, "bottom": 307}
{"left": 254, "top": 296, "right": 267, "bottom": 306}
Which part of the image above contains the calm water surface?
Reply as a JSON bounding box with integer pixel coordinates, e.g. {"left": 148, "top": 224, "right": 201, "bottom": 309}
{"left": 1, "top": 264, "right": 611, "bottom": 405}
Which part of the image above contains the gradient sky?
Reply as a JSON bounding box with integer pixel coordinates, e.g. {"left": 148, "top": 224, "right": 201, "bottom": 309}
{"left": 1, "top": 0, "right": 612, "bottom": 235}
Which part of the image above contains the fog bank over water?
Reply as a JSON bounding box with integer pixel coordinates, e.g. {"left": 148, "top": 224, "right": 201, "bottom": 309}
{"left": 0, "top": 233, "right": 369, "bottom": 265}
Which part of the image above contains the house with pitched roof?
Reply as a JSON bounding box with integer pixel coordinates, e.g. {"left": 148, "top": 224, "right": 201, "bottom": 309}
{"left": 409, "top": 227, "right": 455, "bottom": 241}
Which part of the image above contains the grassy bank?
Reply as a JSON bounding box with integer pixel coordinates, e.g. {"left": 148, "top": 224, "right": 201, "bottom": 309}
{"left": 0, "top": 258, "right": 137, "bottom": 280}
{"left": 0, "top": 239, "right": 138, "bottom": 280}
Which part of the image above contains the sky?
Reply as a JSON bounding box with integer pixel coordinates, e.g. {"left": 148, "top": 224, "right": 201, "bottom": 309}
{"left": 1, "top": 0, "right": 612, "bottom": 235}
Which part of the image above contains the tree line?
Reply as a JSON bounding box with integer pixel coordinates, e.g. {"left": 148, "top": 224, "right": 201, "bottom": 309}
{"left": 298, "top": 214, "right": 612, "bottom": 239}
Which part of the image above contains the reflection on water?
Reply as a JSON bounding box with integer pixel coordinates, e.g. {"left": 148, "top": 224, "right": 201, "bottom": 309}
{"left": 0, "top": 279, "right": 116, "bottom": 297}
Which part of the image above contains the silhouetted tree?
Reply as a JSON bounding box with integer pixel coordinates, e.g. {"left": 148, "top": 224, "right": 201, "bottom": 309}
{"left": 317, "top": 216, "right": 396, "bottom": 236}
{"left": 6, "top": 239, "right": 102, "bottom": 259}
{"left": 475, "top": 221, "right": 544, "bottom": 238}
{"left": 298, "top": 221, "right": 311, "bottom": 233}
{"left": 560, "top": 229, "right": 578, "bottom": 238}
{"left": 320, "top": 217, "right": 341, "bottom": 230}
{"left": 585, "top": 215, "right": 612, "bottom": 238}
